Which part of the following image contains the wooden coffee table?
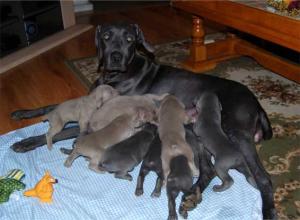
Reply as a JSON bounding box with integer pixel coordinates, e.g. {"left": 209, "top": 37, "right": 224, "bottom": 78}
{"left": 172, "top": 0, "right": 300, "bottom": 83}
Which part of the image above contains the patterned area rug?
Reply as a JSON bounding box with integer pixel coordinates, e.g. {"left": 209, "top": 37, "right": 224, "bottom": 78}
{"left": 65, "top": 39, "right": 300, "bottom": 219}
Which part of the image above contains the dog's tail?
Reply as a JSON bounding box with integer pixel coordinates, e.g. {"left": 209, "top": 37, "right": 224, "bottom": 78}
{"left": 11, "top": 104, "right": 58, "bottom": 121}
{"left": 257, "top": 106, "right": 273, "bottom": 140}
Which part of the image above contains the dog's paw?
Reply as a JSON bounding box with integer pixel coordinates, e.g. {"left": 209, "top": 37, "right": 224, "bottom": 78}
{"left": 212, "top": 184, "right": 229, "bottom": 192}
{"left": 60, "top": 148, "right": 73, "bottom": 155}
{"left": 179, "top": 186, "right": 202, "bottom": 217}
{"left": 167, "top": 214, "right": 178, "bottom": 220}
{"left": 178, "top": 206, "right": 188, "bottom": 219}
{"left": 11, "top": 136, "right": 43, "bottom": 153}
{"left": 64, "top": 161, "right": 72, "bottom": 168}
{"left": 150, "top": 190, "right": 161, "bottom": 198}
{"left": 135, "top": 188, "right": 144, "bottom": 196}
{"left": 263, "top": 207, "right": 277, "bottom": 220}
{"left": 10, "top": 110, "right": 26, "bottom": 121}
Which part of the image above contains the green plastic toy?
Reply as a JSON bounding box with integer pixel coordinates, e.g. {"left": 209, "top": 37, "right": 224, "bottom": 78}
{"left": 0, "top": 169, "right": 26, "bottom": 203}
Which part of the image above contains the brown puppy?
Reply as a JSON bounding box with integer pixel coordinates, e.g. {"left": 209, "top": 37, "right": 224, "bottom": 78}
{"left": 158, "top": 95, "right": 198, "bottom": 220}
{"left": 64, "top": 107, "right": 156, "bottom": 173}
{"left": 44, "top": 85, "right": 118, "bottom": 150}
{"left": 87, "top": 94, "right": 168, "bottom": 132}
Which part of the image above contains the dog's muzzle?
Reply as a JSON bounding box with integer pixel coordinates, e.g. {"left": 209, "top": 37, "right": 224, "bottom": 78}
{"left": 106, "top": 51, "right": 127, "bottom": 72}
{"left": 111, "top": 51, "right": 123, "bottom": 64}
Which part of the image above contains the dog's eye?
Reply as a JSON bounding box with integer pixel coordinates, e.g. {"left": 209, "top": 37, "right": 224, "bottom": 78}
{"left": 127, "top": 36, "right": 134, "bottom": 42}
{"left": 103, "top": 33, "right": 110, "bottom": 40}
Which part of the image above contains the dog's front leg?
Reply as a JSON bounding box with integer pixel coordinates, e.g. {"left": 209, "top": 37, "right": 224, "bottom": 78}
{"left": 11, "top": 126, "right": 80, "bottom": 152}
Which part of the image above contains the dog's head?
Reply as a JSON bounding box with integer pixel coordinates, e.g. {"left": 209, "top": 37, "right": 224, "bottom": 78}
{"left": 91, "top": 85, "right": 119, "bottom": 108}
{"left": 95, "top": 22, "right": 154, "bottom": 72}
{"left": 135, "top": 107, "right": 158, "bottom": 125}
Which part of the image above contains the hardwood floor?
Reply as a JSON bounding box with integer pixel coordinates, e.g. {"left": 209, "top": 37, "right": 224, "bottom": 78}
{"left": 1, "top": 5, "right": 222, "bottom": 134}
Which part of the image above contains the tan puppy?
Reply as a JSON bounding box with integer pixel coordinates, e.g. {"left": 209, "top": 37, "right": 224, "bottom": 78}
{"left": 44, "top": 85, "right": 118, "bottom": 150}
{"left": 64, "top": 107, "right": 156, "bottom": 173}
{"left": 87, "top": 94, "right": 168, "bottom": 132}
{"left": 158, "top": 95, "right": 198, "bottom": 181}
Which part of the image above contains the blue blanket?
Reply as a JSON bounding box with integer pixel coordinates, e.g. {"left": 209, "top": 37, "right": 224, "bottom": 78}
{"left": 0, "top": 122, "right": 262, "bottom": 220}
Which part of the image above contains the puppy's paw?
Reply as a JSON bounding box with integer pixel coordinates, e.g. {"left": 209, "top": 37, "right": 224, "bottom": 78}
{"left": 64, "top": 161, "right": 72, "bottom": 168}
{"left": 150, "top": 191, "right": 161, "bottom": 198}
{"left": 135, "top": 188, "right": 144, "bottom": 196}
{"left": 179, "top": 186, "right": 202, "bottom": 217}
{"left": 178, "top": 206, "right": 188, "bottom": 219}
{"left": 167, "top": 214, "right": 178, "bottom": 220}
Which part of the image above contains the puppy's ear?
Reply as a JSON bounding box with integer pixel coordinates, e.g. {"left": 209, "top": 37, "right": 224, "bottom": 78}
{"left": 95, "top": 25, "right": 103, "bottom": 72}
{"left": 132, "top": 24, "right": 155, "bottom": 59}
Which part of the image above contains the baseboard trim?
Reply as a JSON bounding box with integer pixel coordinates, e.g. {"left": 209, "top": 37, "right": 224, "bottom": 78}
{"left": 0, "top": 24, "right": 93, "bottom": 74}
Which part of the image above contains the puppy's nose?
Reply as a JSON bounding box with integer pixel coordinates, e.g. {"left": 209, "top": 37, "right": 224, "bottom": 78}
{"left": 111, "top": 52, "right": 122, "bottom": 63}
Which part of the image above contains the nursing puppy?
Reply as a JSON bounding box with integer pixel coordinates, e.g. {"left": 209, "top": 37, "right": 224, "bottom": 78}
{"left": 193, "top": 92, "right": 256, "bottom": 192}
{"left": 158, "top": 95, "right": 198, "bottom": 220}
{"left": 44, "top": 85, "right": 118, "bottom": 150}
{"left": 158, "top": 95, "right": 198, "bottom": 180}
{"left": 135, "top": 125, "right": 200, "bottom": 199}
{"left": 64, "top": 107, "right": 156, "bottom": 173}
{"left": 87, "top": 94, "right": 167, "bottom": 132}
{"left": 100, "top": 123, "right": 157, "bottom": 181}
{"left": 167, "top": 155, "right": 193, "bottom": 220}
{"left": 135, "top": 133, "right": 163, "bottom": 197}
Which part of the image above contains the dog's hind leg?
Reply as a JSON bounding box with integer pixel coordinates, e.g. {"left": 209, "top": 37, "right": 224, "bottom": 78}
{"left": 231, "top": 130, "right": 276, "bottom": 219}
{"left": 11, "top": 104, "right": 58, "bottom": 120}
{"left": 151, "top": 174, "right": 163, "bottom": 198}
{"left": 11, "top": 126, "right": 80, "bottom": 153}
{"left": 167, "top": 186, "right": 180, "bottom": 220}
{"left": 213, "top": 165, "right": 234, "bottom": 192}
{"left": 135, "top": 166, "right": 150, "bottom": 196}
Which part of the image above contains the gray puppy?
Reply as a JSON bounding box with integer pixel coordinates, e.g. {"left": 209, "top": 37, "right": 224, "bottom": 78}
{"left": 193, "top": 92, "right": 256, "bottom": 192}
{"left": 43, "top": 85, "right": 118, "bottom": 150}
{"left": 99, "top": 123, "right": 157, "bottom": 181}
{"left": 64, "top": 107, "right": 156, "bottom": 173}
{"left": 87, "top": 94, "right": 168, "bottom": 132}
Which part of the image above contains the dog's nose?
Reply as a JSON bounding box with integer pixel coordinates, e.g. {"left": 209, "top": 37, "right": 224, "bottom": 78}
{"left": 111, "top": 52, "right": 122, "bottom": 63}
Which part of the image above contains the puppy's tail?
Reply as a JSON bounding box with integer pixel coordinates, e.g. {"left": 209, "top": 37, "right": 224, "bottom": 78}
{"left": 258, "top": 106, "right": 273, "bottom": 140}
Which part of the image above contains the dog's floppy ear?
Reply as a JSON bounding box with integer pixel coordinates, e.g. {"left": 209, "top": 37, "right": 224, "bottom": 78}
{"left": 95, "top": 25, "right": 103, "bottom": 72}
{"left": 132, "top": 24, "right": 155, "bottom": 59}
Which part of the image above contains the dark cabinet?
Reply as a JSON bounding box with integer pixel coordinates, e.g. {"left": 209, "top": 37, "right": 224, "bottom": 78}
{"left": 0, "top": 1, "right": 64, "bottom": 58}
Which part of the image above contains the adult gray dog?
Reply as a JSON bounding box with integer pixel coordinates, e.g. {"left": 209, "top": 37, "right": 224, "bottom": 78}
{"left": 10, "top": 22, "right": 275, "bottom": 219}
